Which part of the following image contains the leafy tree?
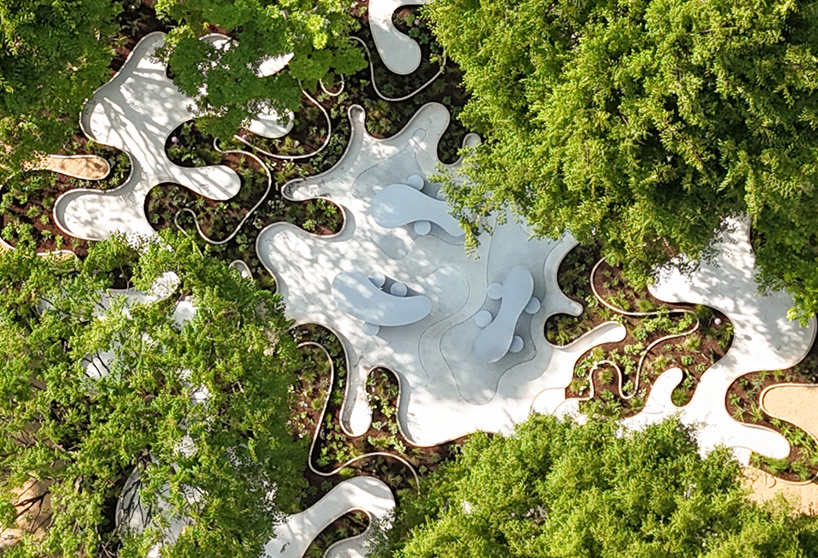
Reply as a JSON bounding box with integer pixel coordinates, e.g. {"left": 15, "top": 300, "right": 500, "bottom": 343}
{"left": 155, "top": 0, "right": 366, "bottom": 139}
{"left": 376, "top": 415, "right": 818, "bottom": 558}
{"left": 428, "top": 0, "right": 818, "bottom": 321}
{"left": 0, "top": 0, "right": 120, "bottom": 173}
{"left": 0, "top": 232, "right": 307, "bottom": 557}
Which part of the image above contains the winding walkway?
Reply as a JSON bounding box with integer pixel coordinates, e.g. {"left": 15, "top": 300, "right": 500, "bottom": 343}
{"left": 257, "top": 101, "right": 625, "bottom": 447}
{"left": 53, "top": 32, "right": 292, "bottom": 242}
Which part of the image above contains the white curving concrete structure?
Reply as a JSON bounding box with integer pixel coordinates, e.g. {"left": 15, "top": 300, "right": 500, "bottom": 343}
{"left": 618, "top": 219, "right": 817, "bottom": 463}
{"left": 263, "top": 477, "right": 394, "bottom": 558}
{"left": 54, "top": 33, "right": 240, "bottom": 240}
{"left": 369, "top": 0, "right": 432, "bottom": 75}
{"left": 472, "top": 266, "right": 538, "bottom": 363}
{"left": 371, "top": 182, "right": 464, "bottom": 238}
{"left": 256, "top": 102, "right": 625, "bottom": 446}
{"left": 53, "top": 32, "right": 292, "bottom": 242}
{"left": 332, "top": 270, "right": 432, "bottom": 333}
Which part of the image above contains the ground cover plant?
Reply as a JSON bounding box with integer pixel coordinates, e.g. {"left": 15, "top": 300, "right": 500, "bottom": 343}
{"left": 1, "top": 137, "right": 131, "bottom": 256}
{"left": 726, "top": 349, "right": 818, "bottom": 482}
{"left": 551, "top": 242, "right": 818, "bottom": 482}
{"left": 0, "top": 3, "right": 469, "bottom": 275}
{"left": 155, "top": 0, "right": 367, "bottom": 140}
{"left": 0, "top": 0, "right": 121, "bottom": 178}
{"left": 291, "top": 326, "right": 465, "bottom": 498}
{"left": 0, "top": 232, "right": 307, "bottom": 558}
{"left": 375, "top": 414, "right": 818, "bottom": 558}
{"left": 285, "top": 327, "right": 467, "bottom": 558}
{"left": 6, "top": 0, "right": 818, "bottom": 555}
{"left": 547, "top": 244, "right": 733, "bottom": 416}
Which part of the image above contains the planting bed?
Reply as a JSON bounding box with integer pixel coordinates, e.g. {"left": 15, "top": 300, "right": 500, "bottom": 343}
{"left": 548, "top": 244, "right": 733, "bottom": 417}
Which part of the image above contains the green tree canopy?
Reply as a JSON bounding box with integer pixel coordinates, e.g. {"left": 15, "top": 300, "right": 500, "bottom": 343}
{"left": 155, "top": 0, "right": 366, "bottom": 139}
{"left": 0, "top": 0, "right": 120, "bottom": 172}
{"left": 377, "top": 415, "right": 818, "bottom": 558}
{"left": 428, "top": 0, "right": 818, "bottom": 321}
{"left": 0, "top": 232, "right": 307, "bottom": 558}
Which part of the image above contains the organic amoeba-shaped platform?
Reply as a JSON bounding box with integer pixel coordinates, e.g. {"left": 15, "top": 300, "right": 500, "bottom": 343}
{"left": 256, "top": 102, "right": 625, "bottom": 447}
{"left": 617, "top": 219, "right": 817, "bottom": 463}
{"left": 53, "top": 32, "right": 291, "bottom": 242}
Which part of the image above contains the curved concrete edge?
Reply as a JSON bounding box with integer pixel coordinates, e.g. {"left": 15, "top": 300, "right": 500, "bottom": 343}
{"left": 53, "top": 183, "right": 154, "bottom": 241}
{"left": 256, "top": 100, "right": 618, "bottom": 448}
{"left": 79, "top": 31, "right": 169, "bottom": 139}
{"left": 228, "top": 259, "right": 254, "bottom": 280}
{"left": 400, "top": 320, "right": 627, "bottom": 447}
{"left": 531, "top": 321, "right": 628, "bottom": 416}
{"left": 621, "top": 217, "right": 815, "bottom": 462}
{"left": 540, "top": 232, "right": 583, "bottom": 319}
{"left": 248, "top": 106, "right": 295, "bottom": 139}
{"left": 741, "top": 383, "right": 818, "bottom": 511}
{"left": 369, "top": 0, "right": 431, "bottom": 75}
{"left": 263, "top": 477, "right": 394, "bottom": 558}
{"left": 253, "top": 223, "right": 364, "bottom": 439}
{"left": 281, "top": 102, "right": 452, "bottom": 204}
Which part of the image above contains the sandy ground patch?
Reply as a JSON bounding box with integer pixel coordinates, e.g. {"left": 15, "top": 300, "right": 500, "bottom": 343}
{"left": 39, "top": 155, "right": 110, "bottom": 180}
{"left": 762, "top": 384, "right": 818, "bottom": 435}
{"left": 744, "top": 466, "right": 818, "bottom": 514}
{"left": 744, "top": 384, "right": 818, "bottom": 513}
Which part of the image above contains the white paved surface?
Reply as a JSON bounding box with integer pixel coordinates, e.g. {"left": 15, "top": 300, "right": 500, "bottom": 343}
{"left": 371, "top": 183, "right": 464, "bottom": 237}
{"left": 620, "top": 219, "right": 817, "bottom": 462}
{"left": 54, "top": 32, "right": 291, "bottom": 242}
{"left": 332, "top": 270, "right": 432, "bottom": 328}
{"left": 257, "top": 102, "right": 624, "bottom": 446}
{"left": 263, "top": 477, "right": 394, "bottom": 558}
{"left": 369, "top": 0, "right": 431, "bottom": 75}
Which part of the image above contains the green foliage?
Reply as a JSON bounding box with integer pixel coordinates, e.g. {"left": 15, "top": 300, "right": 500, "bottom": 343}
{"left": 0, "top": 0, "right": 120, "bottom": 175}
{"left": 375, "top": 415, "right": 818, "bottom": 558}
{"left": 155, "top": 0, "right": 366, "bottom": 139}
{"left": 0, "top": 232, "right": 307, "bottom": 557}
{"left": 428, "top": 0, "right": 818, "bottom": 319}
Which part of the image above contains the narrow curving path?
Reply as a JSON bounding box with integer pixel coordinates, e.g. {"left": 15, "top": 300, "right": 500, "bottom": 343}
{"left": 262, "top": 476, "right": 395, "bottom": 558}
{"left": 621, "top": 218, "right": 817, "bottom": 464}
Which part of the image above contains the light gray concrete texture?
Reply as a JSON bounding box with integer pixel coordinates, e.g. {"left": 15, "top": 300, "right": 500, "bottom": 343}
{"left": 371, "top": 183, "right": 464, "bottom": 237}
{"left": 472, "top": 265, "right": 537, "bottom": 364}
{"left": 332, "top": 270, "right": 432, "bottom": 328}
{"left": 614, "top": 219, "right": 817, "bottom": 463}
{"left": 369, "top": 0, "right": 431, "bottom": 75}
{"left": 256, "top": 102, "right": 626, "bottom": 446}
{"left": 54, "top": 32, "right": 291, "bottom": 242}
{"left": 263, "top": 477, "right": 394, "bottom": 558}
